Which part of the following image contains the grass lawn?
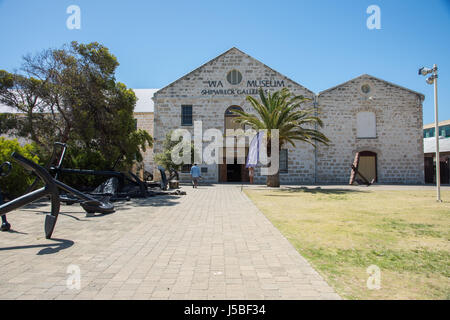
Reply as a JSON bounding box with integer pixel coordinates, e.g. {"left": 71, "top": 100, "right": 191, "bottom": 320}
{"left": 244, "top": 187, "right": 450, "bottom": 300}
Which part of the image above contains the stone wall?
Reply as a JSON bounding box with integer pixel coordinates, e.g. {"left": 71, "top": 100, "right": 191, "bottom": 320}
{"left": 1, "top": 49, "right": 425, "bottom": 185}
{"left": 153, "top": 48, "right": 317, "bottom": 183}
{"left": 316, "top": 75, "right": 424, "bottom": 184}
{"left": 152, "top": 49, "right": 425, "bottom": 185}
{"left": 134, "top": 112, "right": 154, "bottom": 173}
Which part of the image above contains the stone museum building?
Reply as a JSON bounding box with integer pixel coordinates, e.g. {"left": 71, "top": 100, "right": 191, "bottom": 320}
{"left": 148, "top": 47, "right": 425, "bottom": 184}
{"left": 1, "top": 47, "right": 426, "bottom": 184}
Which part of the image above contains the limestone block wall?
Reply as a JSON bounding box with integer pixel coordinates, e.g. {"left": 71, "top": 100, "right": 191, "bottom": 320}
{"left": 316, "top": 75, "right": 424, "bottom": 184}
{"left": 153, "top": 49, "right": 425, "bottom": 185}
{"left": 134, "top": 112, "right": 154, "bottom": 173}
{"left": 153, "top": 48, "right": 317, "bottom": 183}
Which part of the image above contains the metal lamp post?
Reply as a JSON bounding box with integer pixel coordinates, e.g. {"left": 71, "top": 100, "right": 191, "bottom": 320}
{"left": 419, "top": 64, "right": 441, "bottom": 201}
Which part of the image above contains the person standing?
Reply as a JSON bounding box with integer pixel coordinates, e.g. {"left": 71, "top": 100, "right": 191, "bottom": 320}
{"left": 190, "top": 163, "right": 201, "bottom": 188}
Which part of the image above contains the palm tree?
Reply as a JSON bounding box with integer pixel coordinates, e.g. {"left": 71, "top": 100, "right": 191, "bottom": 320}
{"left": 232, "top": 87, "right": 329, "bottom": 187}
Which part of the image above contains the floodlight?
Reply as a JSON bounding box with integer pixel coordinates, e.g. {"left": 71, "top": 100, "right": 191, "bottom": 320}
{"left": 418, "top": 64, "right": 441, "bottom": 201}
{"left": 426, "top": 76, "right": 435, "bottom": 85}
{"left": 418, "top": 67, "right": 433, "bottom": 76}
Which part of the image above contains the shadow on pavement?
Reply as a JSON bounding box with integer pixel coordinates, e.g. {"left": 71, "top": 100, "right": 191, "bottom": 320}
{"left": 2, "top": 229, "right": 28, "bottom": 235}
{"left": 20, "top": 209, "right": 89, "bottom": 221}
{"left": 0, "top": 238, "right": 74, "bottom": 255}
{"left": 22, "top": 199, "right": 50, "bottom": 209}
{"left": 115, "top": 195, "right": 182, "bottom": 210}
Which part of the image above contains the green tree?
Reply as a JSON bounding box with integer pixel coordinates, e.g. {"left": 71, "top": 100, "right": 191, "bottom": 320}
{"left": 0, "top": 138, "right": 40, "bottom": 198}
{"left": 0, "top": 41, "right": 152, "bottom": 171}
{"left": 154, "top": 131, "right": 197, "bottom": 172}
{"left": 233, "top": 88, "right": 329, "bottom": 187}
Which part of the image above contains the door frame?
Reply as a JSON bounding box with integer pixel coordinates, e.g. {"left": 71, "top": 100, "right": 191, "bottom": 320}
{"left": 359, "top": 151, "right": 377, "bottom": 182}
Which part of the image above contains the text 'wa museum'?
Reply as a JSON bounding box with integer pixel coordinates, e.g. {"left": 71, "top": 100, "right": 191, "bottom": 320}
{"left": 129, "top": 48, "right": 425, "bottom": 184}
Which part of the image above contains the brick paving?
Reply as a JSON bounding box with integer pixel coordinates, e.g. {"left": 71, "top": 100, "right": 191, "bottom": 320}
{"left": 0, "top": 184, "right": 340, "bottom": 300}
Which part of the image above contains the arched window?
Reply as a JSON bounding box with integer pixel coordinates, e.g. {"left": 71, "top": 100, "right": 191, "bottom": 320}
{"left": 225, "top": 106, "right": 244, "bottom": 130}
{"left": 357, "top": 111, "right": 376, "bottom": 138}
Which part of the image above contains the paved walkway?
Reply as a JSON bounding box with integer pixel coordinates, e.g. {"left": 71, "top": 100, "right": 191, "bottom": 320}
{"left": 0, "top": 184, "right": 339, "bottom": 300}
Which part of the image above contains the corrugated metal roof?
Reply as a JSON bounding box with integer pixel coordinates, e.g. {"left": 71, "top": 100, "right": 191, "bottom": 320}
{"left": 133, "top": 89, "right": 158, "bottom": 113}
{"left": 424, "top": 137, "right": 450, "bottom": 153}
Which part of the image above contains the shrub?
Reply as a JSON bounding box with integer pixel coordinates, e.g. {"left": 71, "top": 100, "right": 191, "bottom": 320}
{"left": 154, "top": 131, "right": 198, "bottom": 172}
{"left": 57, "top": 144, "right": 114, "bottom": 190}
{"left": 0, "top": 138, "right": 40, "bottom": 199}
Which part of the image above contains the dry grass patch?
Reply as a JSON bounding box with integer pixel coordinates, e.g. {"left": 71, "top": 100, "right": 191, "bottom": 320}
{"left": 244, "top": 187, "right": 450, "bottom": 300}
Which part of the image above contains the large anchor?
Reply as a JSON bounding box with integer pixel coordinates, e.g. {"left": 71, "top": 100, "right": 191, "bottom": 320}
{"left": 0, "top": 152, "right": 114, "bottom": 239}
{"left": 48, "top": 142, "right": 149, "bottom": 201}
{"left": 0, "top": 161, "right": 12, "bottom": 231}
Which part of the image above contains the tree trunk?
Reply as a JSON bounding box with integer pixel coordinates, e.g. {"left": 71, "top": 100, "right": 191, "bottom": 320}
{"left": 265, "top": 138, "right": 280, "bottom": 187}
{"left": 266, "top": 171, "right": 280, "bottom": 187}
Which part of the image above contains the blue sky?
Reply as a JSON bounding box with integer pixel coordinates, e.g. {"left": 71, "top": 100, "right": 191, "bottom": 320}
{"left": 0, "top": 0, "right": 449, "bottom": 124}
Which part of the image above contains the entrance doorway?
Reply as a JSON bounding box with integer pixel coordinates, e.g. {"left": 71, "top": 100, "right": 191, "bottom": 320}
{"left": 358, "top": 151, "right": 377, "bottom": 182}
{"left": 219, "top": 156, "right": 250, "bottom": 183}
{"left": 425, "top": 156, "right": 450, "bottom": 184}
{"left": 424, "top": 157, "right": 434, "bottom": 183}
{"left": 227, "top": 163, "right": 242, "bottom": 182}
{"left": 218, "top": 105, "right": 250, "bottom": 183}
